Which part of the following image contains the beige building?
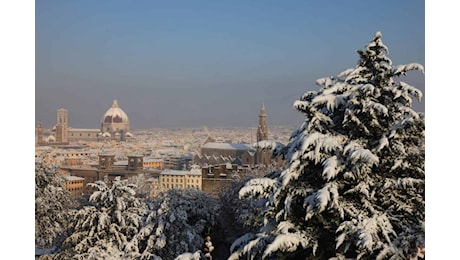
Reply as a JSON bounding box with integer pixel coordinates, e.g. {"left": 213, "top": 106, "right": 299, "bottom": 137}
{"left": 62, "top": 175, "right": 85, "bottom": 197}
{"left": 143, "top": 157, "right": 164, "bottom": 170}
{"left": 159, "top": 167, "right": 202, "bottom": 190}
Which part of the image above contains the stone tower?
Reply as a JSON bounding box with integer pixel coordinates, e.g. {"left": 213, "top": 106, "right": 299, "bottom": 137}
{"left": 56, "top": 108, "right": 69, "bottom": 143}
{"left": 36, "top": 121, "right": 44, "bottom": 144}
{"left": 128, "top": 154, "right": 144, "bottom": 172}
{"left": 256, "top": 103, "right": 271, "bottom": 165}
{"left": 257, "top": 103, "right": 269, "bottom": 142}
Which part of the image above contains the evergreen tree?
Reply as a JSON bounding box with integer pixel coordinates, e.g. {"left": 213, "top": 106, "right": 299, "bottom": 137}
{"left": 57, "top": 176, "right": 146, "bottom": 259}
{"left": 35, "top": 157, "right": 73, "bottom": 250}
{"left": 229, "top": 32, "right": 425, "bottom": 260}
{"left": 129, "top": 189, "right": 220, "bottom": 260}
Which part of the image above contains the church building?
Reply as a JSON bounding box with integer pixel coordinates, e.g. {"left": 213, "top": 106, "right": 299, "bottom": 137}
{"left": 36, "top": 99, "right": 134, "bottom": 145}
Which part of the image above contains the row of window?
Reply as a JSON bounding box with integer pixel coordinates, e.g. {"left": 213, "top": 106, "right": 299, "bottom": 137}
{"left": 66, "top": 181, "right": 84, "bottom": 185}
{"left": 162, "top": 184, "right": 200, "bottom": 189}
{"left": 161, "top": 178, "right": 200, "bottom": 184}
{"left": 67, "top": 187, "right": 83, "bottom": 191}
{"left": 62, "top": 153, "right": 90, "bottom": 157}
{"left": 70, "top": 133, "right": 95, "bottom": 137}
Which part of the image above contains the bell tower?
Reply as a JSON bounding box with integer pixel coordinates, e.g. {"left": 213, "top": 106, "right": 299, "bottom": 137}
{"left": 56, "top": 108, "right": 69, "bottom": 143}
{"left": 36, "top": 121, "right": 44, "bottom": 144}
{"left": 257, "top": 103, "right": 269, "bottom": 142}
{"left": 255, "top": 103, "right": 271, "bottom": 165}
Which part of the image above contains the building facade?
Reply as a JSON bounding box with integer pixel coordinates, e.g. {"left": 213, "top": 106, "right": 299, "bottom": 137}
{"left": 62, "top": 175, "right": 85, "bottom": 197}
{"left": 159, "top": 167, "right": 202, "bottom": 190}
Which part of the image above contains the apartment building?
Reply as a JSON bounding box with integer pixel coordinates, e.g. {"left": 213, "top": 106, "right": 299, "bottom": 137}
{"left": 159, "top": 167, "right": 202, "bottom": 190}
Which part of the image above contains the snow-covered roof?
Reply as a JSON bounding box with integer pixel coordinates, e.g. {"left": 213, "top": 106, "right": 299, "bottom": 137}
{"left": 144, "top": 158, "right": 164, "bottom": 162}
{"left": 253, "top": 140, "right": 286, "bottom": 151}
{"left": 161, "top": 169, "right": 201, "bottom": 176}
{"left": 61, "top": 175, "right": 85, "bottom": 181}
{"left": 190, "top": 167, "right": 202, "bottom": 175}
{"left": 202, "top": 142, "right": 254, "bottom": 151}
{"left": 161, "top": 170, "right": 188, "bottom": 176}
{"left": 114, "top": 160, "right": 128, "bottom": 166}
{"left": 45, "top": 135, "right": 56, "bottom": 142}
{"left": 68, "top": 128, "right": 100, "bottom": 132}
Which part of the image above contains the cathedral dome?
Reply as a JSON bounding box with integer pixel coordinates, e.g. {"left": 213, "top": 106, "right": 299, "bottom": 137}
{"left": 101, "top": 99, "right": 130, "bottom": 134}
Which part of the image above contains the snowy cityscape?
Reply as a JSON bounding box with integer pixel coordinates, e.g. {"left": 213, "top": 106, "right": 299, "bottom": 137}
{"left": 35, "top": 31, "right": 425, "bottom": 260}
{"left": 33, "top": 1, "right": 426, "bottom": 259}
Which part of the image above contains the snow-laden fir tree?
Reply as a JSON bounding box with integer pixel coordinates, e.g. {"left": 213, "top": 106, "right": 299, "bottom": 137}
{"left": 35, "top": 156, "right": 73, "bottom": 251}
{"left": 219, "top": 176, "right": 265, "bottom": 241}
{"left": 56, "top": 176, "right": 146, "bottom": 259}
{"left": 128, "top": 189, "right": 220, "bottom": 260}
{"left": 229, "top": 32, "right": 425, "bottom": 260}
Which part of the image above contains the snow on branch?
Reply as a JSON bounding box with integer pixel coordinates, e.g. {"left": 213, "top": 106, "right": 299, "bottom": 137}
{"left": 253, "top": 141, "right": 286, "bottom": 157}
{"left": 229, "top": 233, "right": 268, "bottom": 260}
{"left": 399, "top": 81, "right": 423, "bottom": 102}
{"left": 363, "top": 100, "right": 388, "bottom": 116}
{"left": 336, "top": 213, "right": 396, "bottom": 254}
{"left": 239, "top": 178, "right": 277, "bottom": 199}
{"left": 383, "top": 177, "right": 424, "bottom": 189}
{"left": 322, "top": 156, "right": 341, "bottom": 181}
{"left": 304, "top": 183, "right": 339, "bottom": 220}
{"left": 315, "top": 77, "right": 335, "bottom": 87}
{"left": 277, "top": 221, "right": 296, "bottom": 234}
{"left": 337, "top": 68, "right": 355, "bottom": 78}
{"left": 345, "top": 67, "right": 367, "bottom": 83}
{"left": 368, "top": 31, "right": 389, "bottom": 54}
{"left": 376, "top": 135, "right": 389, "bottom": 152}
{"left": 393, "top": 63, "right": 425, "bottom": 76}
{"left": 349, "top": 148, "right": 379, "bottom": 166}
{"left": 311, "top": 94, "right": 346, "bottom": 112}
{"left": 262, "top": 233, "right": 310, "bottom": 258}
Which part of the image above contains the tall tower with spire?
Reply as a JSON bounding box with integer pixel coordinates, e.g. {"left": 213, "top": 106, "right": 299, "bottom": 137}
{"left": 257, "top": 103, "right": 269, "bottom": 143}
{"left": 255, "top": 103, "right": 271, "bottom": 165}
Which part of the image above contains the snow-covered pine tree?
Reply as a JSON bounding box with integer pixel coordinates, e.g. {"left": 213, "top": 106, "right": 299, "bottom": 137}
{"left": 128, "top": 189, "right": 220, "bottom": 260}
{"left": 56, "top": 176, "right": 146, "bottom": 259}
{"left": 229, "top": 32, "right": 425, "bottom": 260}
{"left": 35, "top": 156, "right": 73, "bottom": 251}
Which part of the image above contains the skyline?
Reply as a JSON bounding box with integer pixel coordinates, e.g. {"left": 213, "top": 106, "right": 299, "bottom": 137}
{"left": 36, "top": 0, "right": 425, "bottom": 129}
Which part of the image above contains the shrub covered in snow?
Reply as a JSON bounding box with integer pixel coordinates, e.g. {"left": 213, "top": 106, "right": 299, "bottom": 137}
{"left": 128, "top": 189, "right": 220, "bottom": 260}
{"left": 35, "top": 157, "right": 73, "bottom": 250}
{"left": 57, "top": 176, "right": 146, "bottom": 259}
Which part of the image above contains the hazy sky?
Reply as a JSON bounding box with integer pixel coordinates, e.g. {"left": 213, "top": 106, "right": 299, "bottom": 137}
{"left": 35, "top": 0, "right": 425, "bottom": 129}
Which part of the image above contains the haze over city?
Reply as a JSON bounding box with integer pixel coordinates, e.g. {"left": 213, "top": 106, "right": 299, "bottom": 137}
{"left": 36, "top": 0, "right": 424, "bottom": 129}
